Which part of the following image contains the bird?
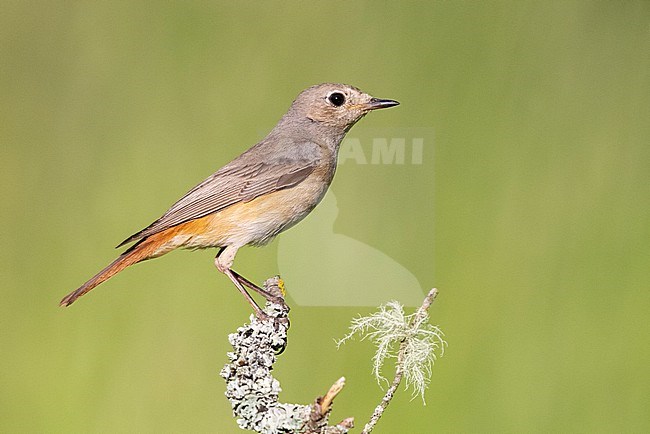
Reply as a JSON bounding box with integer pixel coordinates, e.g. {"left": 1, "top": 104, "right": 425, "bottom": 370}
{"left": 60, "top": 83, "right": 399, "bottom": 316}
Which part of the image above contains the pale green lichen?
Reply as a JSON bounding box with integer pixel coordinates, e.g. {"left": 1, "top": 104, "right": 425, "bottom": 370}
{"left": 337, "top": 300, "right": 446, "bottom": 403}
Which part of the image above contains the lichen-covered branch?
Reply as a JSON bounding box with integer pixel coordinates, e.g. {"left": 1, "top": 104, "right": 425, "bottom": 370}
{"left": 220, "top": 279, "right": 444, "bottom": 433}
{"left": 220, "top": 277, "right": 353, "bottom": 433}
{"left": 334, "top": 289, "right": 444, "bottom": 433}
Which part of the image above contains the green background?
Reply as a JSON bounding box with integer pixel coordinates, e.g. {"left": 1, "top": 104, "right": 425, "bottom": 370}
{"left": 2, "top": 2, "right": 649, "bottom": 433}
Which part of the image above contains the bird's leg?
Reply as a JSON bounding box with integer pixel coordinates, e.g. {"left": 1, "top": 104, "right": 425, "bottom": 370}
{"left": 215, "top": 246, "right": 267, "bottom": 319}
{"left": 224, "top": 269, "right": 268, "bottom": 319}
{"left": 230, "top": 269, "right": 284, "bottom": 304}
{"left": 230, "top": 268, "right": 290, "bottom": 332}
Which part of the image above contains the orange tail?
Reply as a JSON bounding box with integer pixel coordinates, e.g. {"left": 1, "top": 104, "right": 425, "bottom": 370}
{"left": 60, "top": 240, "right": 154, "bottom": 307}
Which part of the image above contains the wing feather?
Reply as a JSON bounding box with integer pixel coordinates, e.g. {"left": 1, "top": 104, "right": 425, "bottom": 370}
{"left": 117, "top": 159, "right": 316, "bottom": 247}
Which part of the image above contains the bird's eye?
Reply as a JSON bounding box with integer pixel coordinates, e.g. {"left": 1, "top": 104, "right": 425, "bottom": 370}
{"left": 328, "top": 92, "right": 346, "bottom": 107}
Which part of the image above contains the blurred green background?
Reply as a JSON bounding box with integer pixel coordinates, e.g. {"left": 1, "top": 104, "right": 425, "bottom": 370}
{"left": 1, "top": 1, "right": 649, "bottom": 433}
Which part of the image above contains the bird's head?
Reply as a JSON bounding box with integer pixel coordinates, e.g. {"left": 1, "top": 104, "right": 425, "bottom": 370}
{"left": 289, "top": 83, "right": 399, "bottom": 132}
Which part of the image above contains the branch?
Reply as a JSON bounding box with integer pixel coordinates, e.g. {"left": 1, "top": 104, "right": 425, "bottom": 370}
{"left": 344, "top": 288, "right": 443, "bottom": 434}
{"left": 220, "top": 280, "right": 444, "bottom": 433}
{"left": 220, "top": 277, "right": 354, "bottom": 433}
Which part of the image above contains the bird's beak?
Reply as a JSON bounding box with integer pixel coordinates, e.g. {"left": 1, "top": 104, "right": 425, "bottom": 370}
{"left": 367, "top": 97, "right": 400, "bottom": 110}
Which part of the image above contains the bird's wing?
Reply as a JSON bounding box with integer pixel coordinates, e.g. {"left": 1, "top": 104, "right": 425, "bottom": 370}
{"left": 117, "top": 159, "right": 317, "bottom": 247}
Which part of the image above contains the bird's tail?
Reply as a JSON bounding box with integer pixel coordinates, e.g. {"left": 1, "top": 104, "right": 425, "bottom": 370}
{"left": 59, "top": 239, "right": 154, "bottom": 307}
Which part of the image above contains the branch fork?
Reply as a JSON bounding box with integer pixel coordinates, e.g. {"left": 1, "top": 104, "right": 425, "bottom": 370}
{"left": 221, "top": 278, "right": 443, "bottom": 434}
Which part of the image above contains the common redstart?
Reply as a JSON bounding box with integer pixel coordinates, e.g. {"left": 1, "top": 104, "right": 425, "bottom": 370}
{"left": 60, "top": 83, "right": 399, "bottom": 316}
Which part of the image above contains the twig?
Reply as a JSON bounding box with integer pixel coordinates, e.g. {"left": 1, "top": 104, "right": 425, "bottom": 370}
{"left": 321, "top": 377, "right": 346, "bottom": 414}
{"left": 361, "top": 288, "right": 440, "bottom": 434}
{"left": 305, "top": 377, "right": 354, "bottom": 434}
